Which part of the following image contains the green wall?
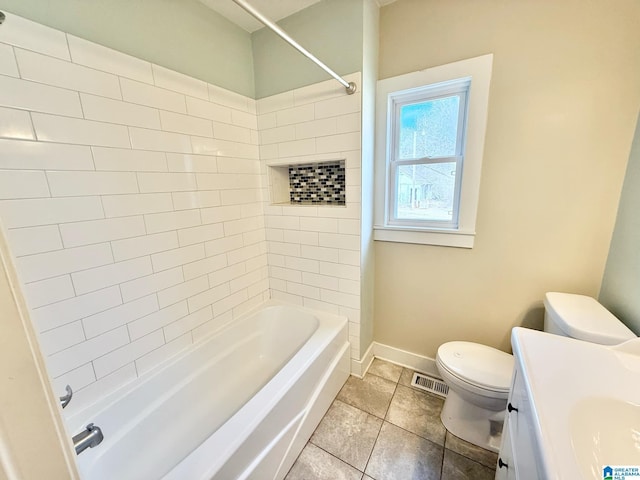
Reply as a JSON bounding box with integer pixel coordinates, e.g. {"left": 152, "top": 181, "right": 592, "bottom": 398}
{"left": 251, "top": 0, "right": 364, "bottom": 99}
{"left": 600, "top": 113, "right": 640, "bottom": 334}
{"left": 0, "top": 0, "right": 255, "bottom": 97}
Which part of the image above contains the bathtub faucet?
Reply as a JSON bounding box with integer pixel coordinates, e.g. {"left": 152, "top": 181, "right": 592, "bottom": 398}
{"left": 72, "top": 423, "right": 103, "bottom": 455}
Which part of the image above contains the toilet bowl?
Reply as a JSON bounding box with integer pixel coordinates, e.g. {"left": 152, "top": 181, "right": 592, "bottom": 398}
{"left": 435, "top": 292, "right": 636, "bottom": 453}
{"left": 436, "top": 341, "right": 513, "bottom": 452}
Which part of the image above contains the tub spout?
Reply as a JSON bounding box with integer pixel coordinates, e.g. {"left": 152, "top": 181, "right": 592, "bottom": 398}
{"left": 72, "top": 423, "right": 103, "bottom": 455}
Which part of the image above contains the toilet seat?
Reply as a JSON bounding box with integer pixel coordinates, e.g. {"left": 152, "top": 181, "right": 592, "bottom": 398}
{"left": 436, "top": 341, "right": 514, "bottom": 393}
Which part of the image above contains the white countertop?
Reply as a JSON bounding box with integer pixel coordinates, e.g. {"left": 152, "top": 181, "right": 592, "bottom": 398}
{"left": 511, "top": 327, "right": 640, "bottom": 480}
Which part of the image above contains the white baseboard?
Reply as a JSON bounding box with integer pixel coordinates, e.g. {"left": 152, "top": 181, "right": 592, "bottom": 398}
{"left": 372, "top": 342, "right": 440, "bottom": 378}
{"left": 350, "top": 341, "right": 374, "bottom": 378}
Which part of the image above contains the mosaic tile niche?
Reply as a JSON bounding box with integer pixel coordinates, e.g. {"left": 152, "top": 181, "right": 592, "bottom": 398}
{"left": 288, "top": 161, "right": 346, "bottom": 205}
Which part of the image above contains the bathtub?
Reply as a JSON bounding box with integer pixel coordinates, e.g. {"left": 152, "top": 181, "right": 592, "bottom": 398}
{"left": 67, "top": 300, "right": 350, "bottom": 480}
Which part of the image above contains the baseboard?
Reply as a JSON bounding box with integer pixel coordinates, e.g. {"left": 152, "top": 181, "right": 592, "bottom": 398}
{"left": 349, "top": 341, "right": 374, "bottom": 378}
{"left": 372, "top": 342, "right": 440, "bottom": 378}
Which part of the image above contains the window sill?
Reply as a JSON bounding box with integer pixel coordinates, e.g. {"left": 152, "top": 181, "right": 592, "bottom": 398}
{"left": 373, "top": 226, "right": 475, "bottom": 248}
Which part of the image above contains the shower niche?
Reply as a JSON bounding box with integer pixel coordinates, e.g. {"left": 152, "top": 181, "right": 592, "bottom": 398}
{"left": 268, "top": 160, "right": 346, "bottom": 206}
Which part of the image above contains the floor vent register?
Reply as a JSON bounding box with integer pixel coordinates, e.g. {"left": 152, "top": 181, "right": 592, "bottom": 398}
{"left": 410, "top": 372, "right": 449, "bottom": 397}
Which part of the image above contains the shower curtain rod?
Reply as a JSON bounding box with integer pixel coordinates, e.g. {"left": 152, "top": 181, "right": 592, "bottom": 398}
{"left": 231, "top": 0, "right": 357, "bottom": 95}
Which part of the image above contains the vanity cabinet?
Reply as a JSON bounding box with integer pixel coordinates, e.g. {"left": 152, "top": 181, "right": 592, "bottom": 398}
{"left": 495, "top": 364, "right": 542, "bottom": 480}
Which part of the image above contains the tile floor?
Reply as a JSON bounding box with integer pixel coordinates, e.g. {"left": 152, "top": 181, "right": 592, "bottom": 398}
{"left": 285, "top": 359, "right": 498, "bottom": 480}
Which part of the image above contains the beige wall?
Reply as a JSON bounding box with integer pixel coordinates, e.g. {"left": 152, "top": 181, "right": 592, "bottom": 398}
{"left": 375, "top": 0, "right": 640, "bottom": 356}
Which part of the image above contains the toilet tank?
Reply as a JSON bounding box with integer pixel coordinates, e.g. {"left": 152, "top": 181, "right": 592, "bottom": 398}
{"left": 543, "top": 292, "right": 636, "bottom": 345}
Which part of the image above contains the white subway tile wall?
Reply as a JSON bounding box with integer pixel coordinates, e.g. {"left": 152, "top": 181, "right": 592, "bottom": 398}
{"left": 257, "top": 73, "right": 362, "bottom": 362}
{"left": 0, "top": 14, "right": 269, "bottom": 414}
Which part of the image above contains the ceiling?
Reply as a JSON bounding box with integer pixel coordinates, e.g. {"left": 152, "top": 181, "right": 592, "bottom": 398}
{"left": 199, "top": 0, "right": 397, "bottom": 33}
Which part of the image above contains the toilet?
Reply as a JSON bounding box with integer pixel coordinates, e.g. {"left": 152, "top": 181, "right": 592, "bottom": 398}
{"left": 435, "top": 292, "right": 636, "bottom": 452}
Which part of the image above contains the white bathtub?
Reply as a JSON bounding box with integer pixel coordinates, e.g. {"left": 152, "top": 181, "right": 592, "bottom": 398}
{"left": 68, "top": 301, "right": 350, "bottom": 480}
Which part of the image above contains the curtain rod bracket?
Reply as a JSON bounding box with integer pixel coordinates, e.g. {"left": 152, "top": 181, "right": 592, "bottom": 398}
{"left": 346, "top": 82, "right": 357, "bottom": 95}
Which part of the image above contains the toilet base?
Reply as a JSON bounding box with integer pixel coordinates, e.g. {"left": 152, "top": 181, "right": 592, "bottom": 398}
{"left": 440, "top": 389, "right": 504, "bottom": 452}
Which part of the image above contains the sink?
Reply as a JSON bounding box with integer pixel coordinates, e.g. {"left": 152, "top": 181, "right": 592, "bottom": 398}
{"left": 570, "top": 397, "right": 640, "bottom": 480}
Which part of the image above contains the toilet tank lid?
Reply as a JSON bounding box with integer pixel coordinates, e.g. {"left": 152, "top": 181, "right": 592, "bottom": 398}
{"left": 544, "top": 292, "right": 635, "bottom": 345}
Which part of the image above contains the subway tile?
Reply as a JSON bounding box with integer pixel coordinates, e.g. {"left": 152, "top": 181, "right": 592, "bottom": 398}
{"left": 230, "top": 109, "right": 257, "bottom": 130}
{"left": 0, "top": 169, "right": 48, "bottom": 199}
{"left": 270, "top": 266, "right": 302, "bottom": 283}
{"left": 257, "top": 112, "right": 277, "bottom": 130}
{"left": 187, "top": 283, "right": 230, "bottom": 312}
{"left": 144, "top": 209, "right": 201, "bottom": 234}
{"left": 243, "top": 228, "right": 265, "bottom": 246}
{"left": 15, "top": 243, "right": 113, "bottom": 283}
{"left": 319, "top": 261, "right": 360, "bottom": 281}
{"left": 127, "top": 301, "right": 188, "bottom": 340}
{"left": 82, "top": 294, "right": 158, "bottom": 339}
{"left": 178, "top": 223, "right": 224, "bottom": 247}
{"left": 22, "top": 275, "right": 75, "bottom": 309}
{"left": 256, "top": 90, "right": 294, "bottom": 115}
{"left": 102, "top": 193, "right": 173, "bottom": 217}
{"left": 200, "top": 205, "right": 242, "bottom": 224}
{"left": 119, "top": 267, "right": 184, "bottom": 303}
{"left": 166, "top": 153, "right": 217, "bottom": 173}
{"left": 266, "top": 228, "right": 283, "bottom": 242}
{"left": 302, "top": 272, "right": 339, "bottom": 290}
{"left": 321, "top": 289, "right": 360, "bottom": 309}
{"left": 153, "top": 64, "right": 208, "bottom": 99}
{"left": 93, "top": 329, "right": 164, "bottom": 378}
{"left": 66, "top": 364, "right": 135, "bottom": 415}
{"left": 268, "top": 241, "right": 301, "bottom": 257}
{"left": 220, "top": 188, "right": 261, "bottom": 206}
{"left": 316, "top": 132, "right": 361, "bottom": 154}
{"left": 303, "top": 297, "right": 340, "bottom": 315}
{"left": 216, "top": 157, "right": 260, "bottom": 175}
{"left": 185, "top": 96, "right": 232, "bottom": 123}
{"left": 208, "top": 263, "right": 245, "bottom": 288}
{"left": 265, "top": 215, "right": 299, "bottom": 230}
{"left": 207, "top": 83, "right": 250, "bottom": 112}
{"left": 111, "top": 231, "right": 178, "bottom": 262}
{"left": 0, "top": 106, "right": 34, "bottom": 140}
{"left": 60, "top": 216, "right": 145, "bottom": 248}
{"left": 224, "top": 217, "right": 259, "bottom": 236}
{"left": 319, "top": 232, "right": 360, "bottom": 251}
{"left": 0, "top": 76, "right": 82, "bottom": 117}
{"left": 204, "top": 234, "right": 243, "bottom": 256}
{"left": 259, "top": 144, "right": 278, "bottom": 160}
{"left": 32, "top": 113, "right": 130, "bottom": 148}
{"left": 16, "top": 48, "right": 121, "bottom": 99}
{"left": 7, "top": 225, "right": 62, "bottom": 256}
{"left": 151, "top": 244, "right": 205, "bottom": 272}
{"left": 295, "top": 117, "right": 337, "bottom": 140}
{"left": 259, "top": 125, "right": 295, "bottom": 145}
{"left": 172, "top": 190, "right": 220, "bottom": 210}
{"left": 157, "top": 275, "right": 209, "bottom": 308}
{"left": 160, "top": 110, "right": 213, "bottom": 137}
{"left": 284, "top": 256, "right": 319, "bottom": 273}
{"left": 339, "top": 278, "right": 360, "bottom": 295}
{"left": 282, "top": 230, "right": 318, "bottom": 246}
{"left": 300, "top": 245, "right": 340, "bottom": 263}
{"left": 227, "top": 242, "right": 265, "bottom": 265}
{"left": 0, "top": 192, "right": 104, "bottom": 228}
{"left": 271, "top": 290, "right": 303, "bottom": 306}
{"left": 138, "top": 171, "right": 198, "bottom": 193}
{"left": 129, "top": 127, "right": 192, "bottom": 154}
{"left": 72, "top": 256, "right": 153, "bottom": 295}
{"left": 92, "top": 147, "right": 167, "bottom": 172}
{"left": 0, "top": 13, "right": 70, "bottom": 60}
{"left": 47, "top": 327, "right": 129, "bottom": 378}
{"left": 191, "top": 311, "right": 232, "bottom": 342}
{"left": 293, "top": 77, "right": 344, "bottom": 106}
{"left": 212, "top": 290, "right": 247, "bottom": 317}
{"left": 276, "top": 103, "right": 314, "bottom": 127}
{"left": 338, "top": 218, "right": 360, "bottom": 235}
{"left": 136, "top": 333, "right": 192, "bottom": 375}
{"left": 212, "top": 121, "right": 250, "bottom": 143}
{"left": 336, "top": 112, "right": 361, "bottom": 133}
{"left": 287, "top": 281, "right": 320, "bottom": 300}
{"left": 191, "top": 137, "right": 258, "bottom": 160}
{"left": 120, "top": 78, "right": 186, "bottom": 113}
{"left": 229, "top": 269, "right": 263, "bottom": 293}
{"left": 196, "top": 173, "right": 240, "bottom": 191}
{"left": 300, "top": 217, "right": 339, "bottom": 233}
{"left": 67, "top": 34, "right": 154, "bottom": 84}
{"left": 163, "top": 308, "right": 212, "bottom": 343}
{"left": 0, "top": 139, "right": 92, "bottom": 170}
{"left": 80, "top": 93, "right": 161, "bottom": 129}
{"left": 278, "top": 138, "right": 316, "bottom": 158}
{"left": 47, "top": 171, "right": 138, "bottom": 197}
{"left": 340, "top": 249, "right": 361, "bottom": 266}
{"left": 281, "top": 206, "right": 318, "bottom": 217}
{"left": 315, "top": 93, "right": 362, "bottom": 119}
{"left": 38, "top": 321, "right": 85, "bottom": 356}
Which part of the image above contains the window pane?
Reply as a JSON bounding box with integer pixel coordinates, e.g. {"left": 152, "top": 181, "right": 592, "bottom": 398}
{"left": 395, "top": 162, "right": 456, "bottom": 222}
{"left": 398, "top": 96, "right": 460, "bottom": 159}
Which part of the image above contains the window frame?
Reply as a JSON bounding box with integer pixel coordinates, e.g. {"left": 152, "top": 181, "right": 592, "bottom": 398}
{"left": 374, "top": 54, "right": 493, "bottom": 248}
{"left": 387, "top": 81, "right": 470, "bottom": 230}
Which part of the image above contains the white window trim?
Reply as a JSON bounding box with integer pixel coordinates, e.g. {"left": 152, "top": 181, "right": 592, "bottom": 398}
{"left": 374, "top": 54, "right": 493, "bottom": 248}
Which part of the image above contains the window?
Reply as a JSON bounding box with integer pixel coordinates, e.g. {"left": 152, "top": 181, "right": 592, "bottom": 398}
{"left": 374, "top": 55, "right": 493, "bottom": 248}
